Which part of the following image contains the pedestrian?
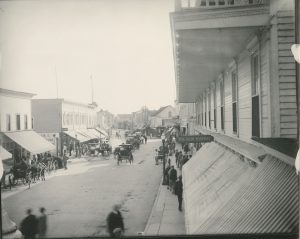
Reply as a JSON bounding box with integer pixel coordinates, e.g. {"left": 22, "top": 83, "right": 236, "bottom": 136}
{"left": 144, "top": 135, "right": 147, "bottom": 144}
{"left": 174, "top": 176, "right": 183, "bottom": 211}
{"left": 63, "top": 152, "right": 68, "bottom": 170}
{"left": 20, "top": 209, "right": 38, "bottom": 239}
{"left": 168, "top": 166, "right": 177, "bottom": 193}
{"left": 155, "top": 149, "right": 159, "bottom": 165}
{"left": 175, "top": 150, "right": 179, "bottom": 167}
{"left": 165, "top": 164, "right": 171, "bottom": 186}
{"left": 106, "top": 204, "right": 125, "bottom": 238}
{"left": 37, "top": 207, "right": 47, "bottom": 238}
{"left": 168, "top": 158, "right": 171, "bottom": 166}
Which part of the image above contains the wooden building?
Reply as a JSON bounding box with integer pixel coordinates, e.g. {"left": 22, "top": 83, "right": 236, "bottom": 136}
{"left": 170, "top": 0, "right": 298, "bottom": 235}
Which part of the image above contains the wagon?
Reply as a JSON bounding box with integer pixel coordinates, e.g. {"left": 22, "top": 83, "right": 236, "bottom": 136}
{"left": 114, "top": 144, "right": 134, "bottom": 165}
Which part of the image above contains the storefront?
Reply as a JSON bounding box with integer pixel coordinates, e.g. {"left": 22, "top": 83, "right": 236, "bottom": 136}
{"left": 1, "top": 130, "right": 55, "bottom": 165}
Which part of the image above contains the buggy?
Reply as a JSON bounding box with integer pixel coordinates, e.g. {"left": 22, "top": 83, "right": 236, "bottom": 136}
{"left": 114, "top": 144, "right": 134, "bottom": 165}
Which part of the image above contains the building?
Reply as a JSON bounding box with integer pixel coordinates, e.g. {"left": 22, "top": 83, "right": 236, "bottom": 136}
{"left": 176, "top": 103, "right": 195, "bottom": 135}
{"left": 150, "top": 105, "right": 177, "bottom": 128}
{"left": 170, "top": 0, "right": 298, "bottom": 235}
{"left": 0, "top": 88, "right": 55, "bottom": 166}
{"left": 97, "top": 109, "right": 114, "bottom": 136}
{"left": 32, "top": 98, "right": 100, "bottom": 156}
{"left": 114, "top": 114, "right": 132, "bottom": 129}
{"left": 131, "top": 106, "right": 152, "bottom": 129}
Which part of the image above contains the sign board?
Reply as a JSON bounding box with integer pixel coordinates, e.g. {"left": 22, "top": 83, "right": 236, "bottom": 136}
{"left": 177, "top": 135, "right": 214, "bottom": 143}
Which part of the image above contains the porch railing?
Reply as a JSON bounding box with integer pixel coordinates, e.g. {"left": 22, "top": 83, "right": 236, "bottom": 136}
{"left": 177, "top": 0, "right": 269, "bottom": 10}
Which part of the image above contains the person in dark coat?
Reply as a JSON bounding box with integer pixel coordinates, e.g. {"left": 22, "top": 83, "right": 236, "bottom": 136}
{"left": 106, "top": 204, "right": 124, "bottom": 238}
{"left": 168, "top": 166, "right": 177, "bottom": 193}
{"left": 37, "top": 207, "right": 47, "bottom": 238}
{"left": 20, "top": 209, "right": 38, "bottom": 239}
{"left": 174, "top": 176, "right": 183, "bottom": 211}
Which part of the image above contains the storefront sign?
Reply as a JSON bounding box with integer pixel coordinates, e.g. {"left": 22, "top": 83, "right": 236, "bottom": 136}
{"left": 177, "top": 135, "right": 214, "bottom": 143}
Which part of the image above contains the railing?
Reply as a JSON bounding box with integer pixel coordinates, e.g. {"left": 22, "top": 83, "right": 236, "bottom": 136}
{"left": 177, "top": 0, "right": 268, "bottom": 10}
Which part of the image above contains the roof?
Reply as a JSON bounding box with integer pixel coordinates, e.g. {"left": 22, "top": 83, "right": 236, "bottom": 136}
{"left": 183, "top": 142, "right": 298, "bottom": 234}
{"left": 152, "top": 106, "right": 170, "bottom": 117}
{"left": 0, "top": 88, "right": 36, "bottom": 98}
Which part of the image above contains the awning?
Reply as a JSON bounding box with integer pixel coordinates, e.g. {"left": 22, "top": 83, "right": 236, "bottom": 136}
{"left": 95, "top": 127, "right": 108, "bottom": 137}
{"left": 0, "top": 145, "right": 12, "bottom": 161}
{"left": 87, "top": 128, "right": 105, "bottom": 139}
{"left": 183, "top": 142, "right": 298, "bottom": 234}
{"left": 4, "top": 130, "right": 55, "bottom": 155}
{"left": 1, "top": 146, "right": 13, "bottom": 172}
{"left": 63, "top": 130, "right": 90, "bottom": 143}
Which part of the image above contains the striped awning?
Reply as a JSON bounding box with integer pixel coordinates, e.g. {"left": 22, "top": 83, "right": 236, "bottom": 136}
{"left": 4, "top": 130, "right": 55, "bottom": 154}
{"left": 183, "top": 142, "right": 298, "bottom": 234}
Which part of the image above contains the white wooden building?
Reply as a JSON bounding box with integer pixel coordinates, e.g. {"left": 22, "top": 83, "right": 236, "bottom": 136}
{"left": 170, "top": 0, "right": 298, "bottom": 235}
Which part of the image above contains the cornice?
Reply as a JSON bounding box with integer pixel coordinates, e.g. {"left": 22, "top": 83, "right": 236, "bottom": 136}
{"left": 172, "top": 5, "right": 269, "bottom": 23}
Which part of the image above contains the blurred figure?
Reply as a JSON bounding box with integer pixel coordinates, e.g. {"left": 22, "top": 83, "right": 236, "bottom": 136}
{"left": 37, "top": 207, "right": 47, "bottom": 238}
{"left": 106, "top": 204, "right": 124, "bottom": 238}
{"left": 168, "top": 166, "right": 177, "bottom": 193}
{"left": 20, "top": 209, "right": 38, "bottom": 239}
{"left": 174, "top": 176, "right": 183, "bottom": 211}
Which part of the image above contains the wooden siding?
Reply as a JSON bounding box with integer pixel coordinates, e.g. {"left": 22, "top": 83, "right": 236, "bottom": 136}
{"left": 237, "top": 53, "right": 252, "bottom": 141}
{"left": 224, "top": 72, "right": 233, "bottom": 135}
{"left": 277, "top": 11, "right": 297, "bottom": 139}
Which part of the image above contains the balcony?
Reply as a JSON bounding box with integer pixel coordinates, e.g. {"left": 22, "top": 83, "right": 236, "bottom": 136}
{"left": 177, "top": 0, "right": 269, "bottom": 11}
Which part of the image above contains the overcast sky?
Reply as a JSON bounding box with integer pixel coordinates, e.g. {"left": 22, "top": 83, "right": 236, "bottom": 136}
{"left": 0, "top": 0, "right": 176, "bottom": 114}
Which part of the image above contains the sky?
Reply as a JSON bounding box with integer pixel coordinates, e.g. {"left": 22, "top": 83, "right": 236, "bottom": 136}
{"left": 0, "top": 0, "right": 176, "bottom": 114}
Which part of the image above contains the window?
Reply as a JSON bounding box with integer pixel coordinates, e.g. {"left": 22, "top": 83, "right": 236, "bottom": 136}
{"left": 16, "top": 114, "right": 21, "bottom": 130}
{"left": 168, "top": 111, "right": 172, "bottom": 118}
{"left": 24, "top": 114, "right": 28, "bottom": 130}
{"left": 232, "top": 71, "right": 238, "bottom": 133}
{"left": 6, "top": 114, "right": 11, "bottom": 131}
{"left": 31, "top": 117, "right": 34, "bottom": 129}
{"left": 220, "top": 80, "right": 225, "bottom": 130}
{"left": 251, "top": 53, "right": 260, "bottom": 137}
{"left": 208, "top": 91, "right": 211, "bottom": 128}
{"left": 214, "top": 85, "right": 217, "bottom": 129}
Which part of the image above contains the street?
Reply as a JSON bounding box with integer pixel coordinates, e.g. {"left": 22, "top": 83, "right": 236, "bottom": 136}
{"left": 2, "top": 138, "right": 163, "bottom": 237}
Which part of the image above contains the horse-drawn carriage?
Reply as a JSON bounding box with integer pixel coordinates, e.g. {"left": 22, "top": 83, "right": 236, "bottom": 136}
{"left": 114, "top": 144, "right": 134, "bottom": 165}
{"left": 8, "top": 163, "right": 31, "bottom": 189}
{"left": 126, "top": 135, "right": 140, "bottom": 150}
{"left": 88, "top": 142, "right": 112, "bottom": 157}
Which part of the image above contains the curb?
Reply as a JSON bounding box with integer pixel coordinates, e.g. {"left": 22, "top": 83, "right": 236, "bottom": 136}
{"left": 144, "top": 176, "right": 164, "bottom": 235}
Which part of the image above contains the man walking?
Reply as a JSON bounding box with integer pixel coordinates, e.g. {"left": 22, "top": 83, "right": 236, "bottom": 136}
{"left": 174, "top": 176, "right": 183, "bottom": 211}
{"left": 20, "top": 209, "right": 38, "bottom": 239}
{"left": 168, "top": 166, "right": 177, "bottom": 193}
{"left": 106, "top": 204, "right": 125, "bottom": 238}
{"left": 37, "top": 207, "right": 47, "bottom": 238}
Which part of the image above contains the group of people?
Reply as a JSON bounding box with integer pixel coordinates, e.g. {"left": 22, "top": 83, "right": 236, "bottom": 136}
{"left": 20, "top": 208, "right": 47, "bottom": 239}
{"left": 164, "top": 163, "right": 183, "bottom": 211}
{"left": 175, "top": 150, "right": 192, "bottom": 170}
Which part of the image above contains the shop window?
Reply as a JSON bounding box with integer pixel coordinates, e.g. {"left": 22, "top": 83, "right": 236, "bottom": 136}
{"left": 24, "top": 114, "right": 28, "bottom": 130}
{"left": 251, "top": 52, "right": 260, "bottom": 137}
{"left": 232, "top": 71, "right": 238, "bottom": 133}
{"left": 6, "top": 114, "right": 11, "bottom": 131}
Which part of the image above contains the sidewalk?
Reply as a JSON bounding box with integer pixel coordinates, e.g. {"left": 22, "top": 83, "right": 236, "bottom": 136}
{"left": 144, "top": 149, "right": 185, "bottom": 236}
